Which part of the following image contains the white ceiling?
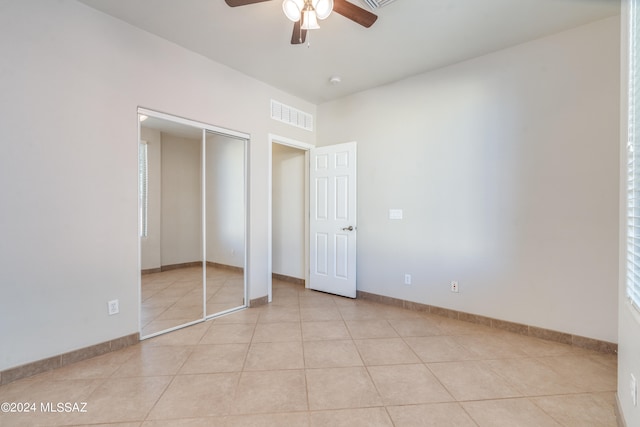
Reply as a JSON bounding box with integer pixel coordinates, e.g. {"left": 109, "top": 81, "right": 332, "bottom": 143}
{"left": 78, "top": 0, "right": 619, "bottom": 104}
{"left": 140, "top": 116, "right": 204, "bottom": 139}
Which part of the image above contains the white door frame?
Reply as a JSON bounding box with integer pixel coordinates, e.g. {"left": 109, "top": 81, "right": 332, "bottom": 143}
{"left": 267, "top": 134, "right": 314, "bottom": 302}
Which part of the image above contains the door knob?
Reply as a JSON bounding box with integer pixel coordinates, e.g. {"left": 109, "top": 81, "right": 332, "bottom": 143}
{"left": 342, "top": 226, "right": 354, "bottom": 231}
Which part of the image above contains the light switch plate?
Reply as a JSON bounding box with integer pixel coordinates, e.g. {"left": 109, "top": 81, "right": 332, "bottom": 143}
{"left": 389, "top": 209, "right": 403, "bottom": 220}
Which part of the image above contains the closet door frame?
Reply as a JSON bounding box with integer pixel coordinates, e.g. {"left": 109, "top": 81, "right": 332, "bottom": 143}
{"left": 137, "top": 107, "right": 250, "bottom": 339}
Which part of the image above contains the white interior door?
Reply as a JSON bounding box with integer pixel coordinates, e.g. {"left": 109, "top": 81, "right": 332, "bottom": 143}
{"left": 309, "top": 141, "right": 357, "bottom": 298}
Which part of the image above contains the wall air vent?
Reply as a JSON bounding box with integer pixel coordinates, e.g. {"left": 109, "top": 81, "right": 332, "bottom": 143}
{"left": 360, "top": 0, "right": 397, "bottom": 9}
{"left": 270, "top": 100, "right": 314, "bottom": 132}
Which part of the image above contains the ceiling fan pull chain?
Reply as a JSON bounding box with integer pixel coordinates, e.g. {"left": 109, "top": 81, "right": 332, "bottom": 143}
{"left": 299, "top": 19, "right": 303, "bottom": 44}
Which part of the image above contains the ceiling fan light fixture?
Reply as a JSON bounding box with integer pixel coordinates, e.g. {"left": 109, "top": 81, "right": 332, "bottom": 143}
{"left": 282, "top": 0, "right": 304, "bottom": 22}
{"left": 313, "top": 0, "right": 334, "bottom": 20}
{"left": 284, "top": 0, "right": 332, "bottom": 28}
{"left": 301, "top": 9, "right": 320, "bottom": 29}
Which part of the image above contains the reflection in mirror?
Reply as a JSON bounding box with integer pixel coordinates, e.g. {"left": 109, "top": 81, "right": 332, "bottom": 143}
{"left": 139, "top": 115, "right": 204, "bottom": 337}
{"left": 205, "top": 132, "right": 246, "bottom": 316}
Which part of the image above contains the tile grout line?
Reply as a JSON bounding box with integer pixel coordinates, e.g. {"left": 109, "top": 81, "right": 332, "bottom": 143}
{"left": 298, "top": 292, "right": 313, "bottom": 415}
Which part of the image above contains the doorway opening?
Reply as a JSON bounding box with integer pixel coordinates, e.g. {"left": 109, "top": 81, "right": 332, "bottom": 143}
{"left": 268, "top": 135, "right": 358, "bottom": 301}
{"left": 268, "top": 135, "right": 313, "bottom": 302}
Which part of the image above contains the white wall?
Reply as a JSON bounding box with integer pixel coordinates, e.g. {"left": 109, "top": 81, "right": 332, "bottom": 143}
{"left": 618, "top": 308, "right": 640, "bottom": 425}
{"left": 618, "top": 1, "right": 640, "bottom": 424}
{"left": 318, "top": 17, "right": 620, "bottom": 343}
{"left": 0, "top": 0, "right": 315, "bottom": 371}
{"left": 272, "top": 144, "right": 306, "bottom": 280}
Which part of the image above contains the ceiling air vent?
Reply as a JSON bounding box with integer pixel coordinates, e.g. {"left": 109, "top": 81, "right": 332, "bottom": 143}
{"left": 360, "top": 0, "right": 397, "bottom": 9}
{"left": 270, "top": 100, "right": 314, "bottom": 132}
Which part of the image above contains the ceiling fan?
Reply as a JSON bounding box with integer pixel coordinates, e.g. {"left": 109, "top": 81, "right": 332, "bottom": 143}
{"left": 224, "top": 0, "right": 378, "bottom": 45}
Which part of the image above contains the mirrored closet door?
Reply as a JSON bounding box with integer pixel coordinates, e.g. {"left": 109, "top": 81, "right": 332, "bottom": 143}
{"left": 138, "top": 109, "right": 248, "bottom": 339}
{"left": 205, "top": 131, "right": 247, "bottom": 316}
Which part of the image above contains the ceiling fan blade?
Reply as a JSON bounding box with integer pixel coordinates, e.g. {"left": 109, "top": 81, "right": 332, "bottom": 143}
{"left": 291, "top": 20, "right": 307, "bottom": 45}
{"left": 333, "top": 0, "right": 378, "bottom": 28}
{"left": 225, "top": 0, "right": 272, "bottom": 6}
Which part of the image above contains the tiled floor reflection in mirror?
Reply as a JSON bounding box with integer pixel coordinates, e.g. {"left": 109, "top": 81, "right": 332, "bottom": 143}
{"left": 141, "top": 265, "right": 244, "bottom": 337}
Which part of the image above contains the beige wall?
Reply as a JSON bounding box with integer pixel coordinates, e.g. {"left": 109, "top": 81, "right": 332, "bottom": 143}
{"left": 318, "top": 16, "right": 620, "bottom": 343}
{"left": 206, "top": 133, "right": 246, "bottom": 269}
{"left": 160, "top": 134, "right": 202, "bottom": 266}
{"left": 272, "top": 143, "right": 306, "bottom": 280}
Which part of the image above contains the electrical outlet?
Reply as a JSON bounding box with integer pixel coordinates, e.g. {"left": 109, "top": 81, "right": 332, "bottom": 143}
{"left": 632, "top": 373, "right": 638, "bottom": 407}
{"left": 450, "top": 281, "right": 459, "bottom": 293}
{"left": 404, "top": 274, "right": 412, "bottom": 285}
{"left": 108, "top": 299, "right": 119, "bottom": 316}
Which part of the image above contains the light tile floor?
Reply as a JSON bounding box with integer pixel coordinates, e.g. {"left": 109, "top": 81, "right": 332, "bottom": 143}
{"left": 0, "top": 279, "right": 618, "bottom": 426}
{"left": 142, "top": 266, "right": 244, "bottom": 337}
